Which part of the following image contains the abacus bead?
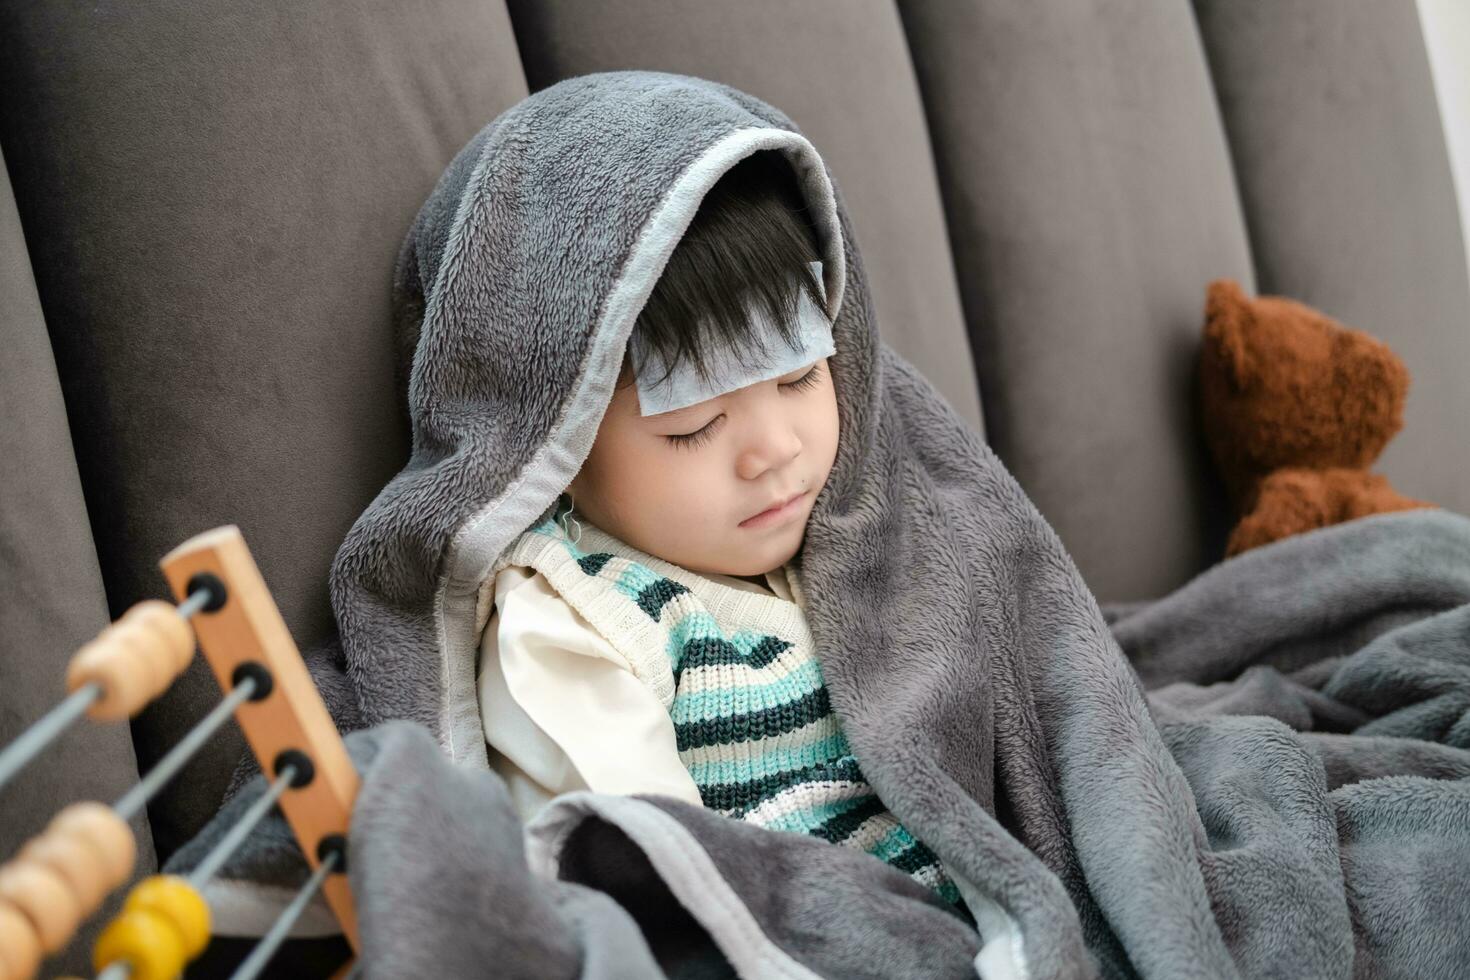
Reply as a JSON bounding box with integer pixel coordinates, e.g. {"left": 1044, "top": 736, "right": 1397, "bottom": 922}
{"left": 49, "top": 804, "right": 135, "bottom": 891}
{"left": 116, "top": 624, "right": 170, "bottom": 700}
{"left": 0, "top": 860, "right": 82, "bottom": 952}
{"left": 66, "top": 641, "right": 152, "bottom": 721}
{"left": 119, "top": 602, "right": 183, "bottom": 689}
{"left": 126, "top": 600, "right": 194, "bottom": 674}
{"left": 0, "top": 899, "right": 42, "bottom": 980}
{"left": 63, "top": 639, "right": 105, "bottom": 696}
{"left": 20, "top": 831, "right": 110, "bottom": 913}
{"left": 131, "top": 628, "right": 178, "bottom": 702}
{"left": 93, "top": 908, "right": 185, "bottom": 980}
{"left": 124, "top": 876, "right": 209, "bottom": 959}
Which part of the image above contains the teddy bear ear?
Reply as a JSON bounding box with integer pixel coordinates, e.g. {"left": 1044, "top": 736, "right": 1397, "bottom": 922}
{"left": 1203, "top": 278, "right": 1256, "bottom": 391}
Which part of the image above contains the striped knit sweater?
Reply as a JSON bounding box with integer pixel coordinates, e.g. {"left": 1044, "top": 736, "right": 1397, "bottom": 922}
{"left": 500, "top": 508, "right": 963, "bottom": 909}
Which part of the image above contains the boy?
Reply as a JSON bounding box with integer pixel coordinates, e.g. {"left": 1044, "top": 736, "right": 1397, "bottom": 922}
{"left": 477, "top": 150, "right": 961, "bottom": 908}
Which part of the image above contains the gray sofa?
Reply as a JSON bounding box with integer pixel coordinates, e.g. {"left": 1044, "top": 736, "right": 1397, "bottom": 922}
{"left": 2, "top": 0, "right": 1467, "bottom": 973}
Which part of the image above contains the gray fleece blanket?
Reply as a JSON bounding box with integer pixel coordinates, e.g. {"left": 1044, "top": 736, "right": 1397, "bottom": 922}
{"left": 168, "top": 71, "right": 1470, "bottom": 979}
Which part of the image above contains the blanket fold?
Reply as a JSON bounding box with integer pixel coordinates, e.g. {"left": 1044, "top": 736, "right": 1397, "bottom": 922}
{"left": 171, "top": 71, "right": 1470, "bottom": 979}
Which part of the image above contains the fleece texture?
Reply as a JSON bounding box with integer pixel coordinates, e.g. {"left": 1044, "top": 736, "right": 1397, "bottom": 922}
{"left": 171, "top": 72, "right": 1470, "bottom": 979}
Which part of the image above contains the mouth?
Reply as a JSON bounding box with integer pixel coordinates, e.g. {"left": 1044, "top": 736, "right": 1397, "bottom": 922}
{"left": 739, "top": 490, "right": 809, "bottom": 529}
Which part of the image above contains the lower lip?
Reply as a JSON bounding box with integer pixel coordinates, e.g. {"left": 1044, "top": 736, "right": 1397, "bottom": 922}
{"left": 739, "top": 491, "right": 809, "bottom": 530}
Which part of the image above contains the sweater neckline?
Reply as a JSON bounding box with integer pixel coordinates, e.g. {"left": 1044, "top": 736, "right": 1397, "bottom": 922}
{"left": 566, "top": 519, "right": 805, "bottom": 620}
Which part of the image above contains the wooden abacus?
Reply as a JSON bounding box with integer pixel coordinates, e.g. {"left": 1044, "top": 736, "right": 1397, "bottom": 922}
{"left": 0, "top": 527, "right": 359, "bottom": 980}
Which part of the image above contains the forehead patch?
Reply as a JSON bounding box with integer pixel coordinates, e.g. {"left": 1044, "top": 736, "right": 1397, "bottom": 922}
{"left": 631, "top": 261, "right": 834, "bottom": 416}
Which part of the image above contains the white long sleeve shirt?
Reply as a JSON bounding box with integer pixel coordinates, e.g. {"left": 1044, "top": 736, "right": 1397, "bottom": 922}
{"left": 475, "top": 561, "right": 792, "bottom": 823}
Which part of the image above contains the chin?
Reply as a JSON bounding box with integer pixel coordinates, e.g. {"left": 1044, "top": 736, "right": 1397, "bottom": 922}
{"left": 721, "top": 534, "right": 803, "bottom": 577}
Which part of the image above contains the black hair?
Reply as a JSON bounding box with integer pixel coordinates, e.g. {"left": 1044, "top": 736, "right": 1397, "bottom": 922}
{"left": 626, "top": 150, "right": 830, "bottom": 390}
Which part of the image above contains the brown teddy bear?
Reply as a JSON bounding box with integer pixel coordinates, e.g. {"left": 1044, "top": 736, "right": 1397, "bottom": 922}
{"left": 1198, "top": 278, "right": 1435, "bottom": 558}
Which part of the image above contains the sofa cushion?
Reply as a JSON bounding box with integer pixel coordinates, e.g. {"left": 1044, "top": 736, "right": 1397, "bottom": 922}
{"left": 898, "top": 0, "right": 1254, "bottom": 600}
{"left": 0, "top": 148, "right": 157, "bottom": 974}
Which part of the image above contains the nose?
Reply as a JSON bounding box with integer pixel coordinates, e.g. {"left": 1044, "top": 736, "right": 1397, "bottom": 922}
{"left": 734, "top": 409, "right": 803, "bottom": 482}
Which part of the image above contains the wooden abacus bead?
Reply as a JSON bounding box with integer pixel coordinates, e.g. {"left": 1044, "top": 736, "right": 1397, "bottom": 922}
{"left": 65, "top": 638, "right": 153, "bottom": 722}
{"left": 123, "top": 600, "right": 195, "bottom": 674}
{"left": 126, "top": 626, "right": 178, "bottom": 704}
{"left": 48, "top": 803, "right": 135, "bottom": 893}
{"left": 124, "top": 876, "right": 209, "bottom": 958}
{"left": 92, "top": 908, "right": 185, "bottom": 980}
{"left": 0, "top": 859, "right": 82, "bottom": 953}
{"left": 111, "top": 606, "right": 183, "bottom": 698}
{"left": 19, "top": 831, "right": 111, "bottom": 914}
{"left": 0, "top": 898, "right": 42, "bottom": 980}
{"left": 119, "top": 612, "right": 178, "bottom": 694}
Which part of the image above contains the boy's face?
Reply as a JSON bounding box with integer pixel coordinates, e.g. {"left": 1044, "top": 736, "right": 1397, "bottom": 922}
{"left": 567, "top": 357, "right": 839, "bottom": 578}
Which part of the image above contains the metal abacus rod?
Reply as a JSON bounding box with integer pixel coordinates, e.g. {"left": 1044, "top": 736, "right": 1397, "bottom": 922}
{"left": 114, "top": 680, "right": 259, "bottom": 823}
{"left": 92, "top": 844, "right": 341, "bottom": 980}
{"left": 0, "top": 525, "right": 360, "bottom": 980}
{"left": 0, "top": 667, "right": 266, "bottom": 980}
{"left": 226, "top": 851, "right": 340, "bottom": 980}
{"left": 0, "top": 585, "right": 220, "bottom": 980}
{"left": 0, "top": 587, "right": 215, "bottom": 794}
{"left": 187, "top": 763, "right": 300, "bottom": 889}
{"left": 91, "top": 763, "right": 302, "bottom": 980}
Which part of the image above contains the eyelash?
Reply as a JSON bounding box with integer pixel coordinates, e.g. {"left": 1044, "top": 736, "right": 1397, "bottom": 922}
{"left": 781, "top": 364, "right": 824, "bottom": 393}
{"left": 663, "top": 365, "right": 824, "bottom": 451}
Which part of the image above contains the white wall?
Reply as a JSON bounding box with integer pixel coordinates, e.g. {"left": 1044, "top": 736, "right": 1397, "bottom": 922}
{"left": 1419, "top": 0, "right": 1470, "bottom": 284}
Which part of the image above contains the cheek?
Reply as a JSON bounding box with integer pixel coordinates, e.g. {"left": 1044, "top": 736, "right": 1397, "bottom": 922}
{"left": 648, "top": 449, "right": 724, "bottom": 515}
{"left": 814, "top": 387, "right": 841, "bottom": 472}
{"left": 594, "top": 437, "right": 720, "bottom": 526}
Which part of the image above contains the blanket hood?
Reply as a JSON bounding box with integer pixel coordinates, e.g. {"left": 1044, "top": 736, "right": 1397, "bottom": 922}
{"left": 331, "top": 69, "right": 1113, "bottom": 975}
{"left": 331, "top": 71, "right": 854, "bottom": 763}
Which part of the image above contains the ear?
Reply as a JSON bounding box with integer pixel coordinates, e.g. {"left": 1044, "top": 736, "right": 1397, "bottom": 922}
{"left": 1203, "top": 278, "right": 1256, "bottom": 391}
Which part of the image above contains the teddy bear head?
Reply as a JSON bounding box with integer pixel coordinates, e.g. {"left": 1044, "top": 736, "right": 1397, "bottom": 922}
{"left": 1198, "top": 279, "right": 1409, "bottom": 502}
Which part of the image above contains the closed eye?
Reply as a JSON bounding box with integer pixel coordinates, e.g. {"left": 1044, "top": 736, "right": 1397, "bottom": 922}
{"left": 663, "top": 365, "right": 820, "bottom": 450}
{"left": 779, "top": 364, "right": 823, "bottom": 393}
{"left": 665, "top": 414, "right": 724, "bottom": 451}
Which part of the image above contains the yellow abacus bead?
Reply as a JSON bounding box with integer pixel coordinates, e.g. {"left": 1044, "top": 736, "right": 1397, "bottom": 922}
{"left": 48, "top": 804, "right": 135, "bottom": 892}
{"left": 20, "top": 831, "right": 110, "bottom": 914}
{"left": 0, "top": 860, "right": 81, "bottom": 953}
{"left": 0, "top": 898, "right": 42, "bottom": 980}
{"left": 123, "top": 876, "right": 209, "bottom": 959}
{"left": 92, "top": 908, "right": 185, "bottom": 980}
{"left": 65, "top": 640, "right": 151, "bottom": 721}
{"left": 124, "top": 600, "right": 195, "bottom": 675}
